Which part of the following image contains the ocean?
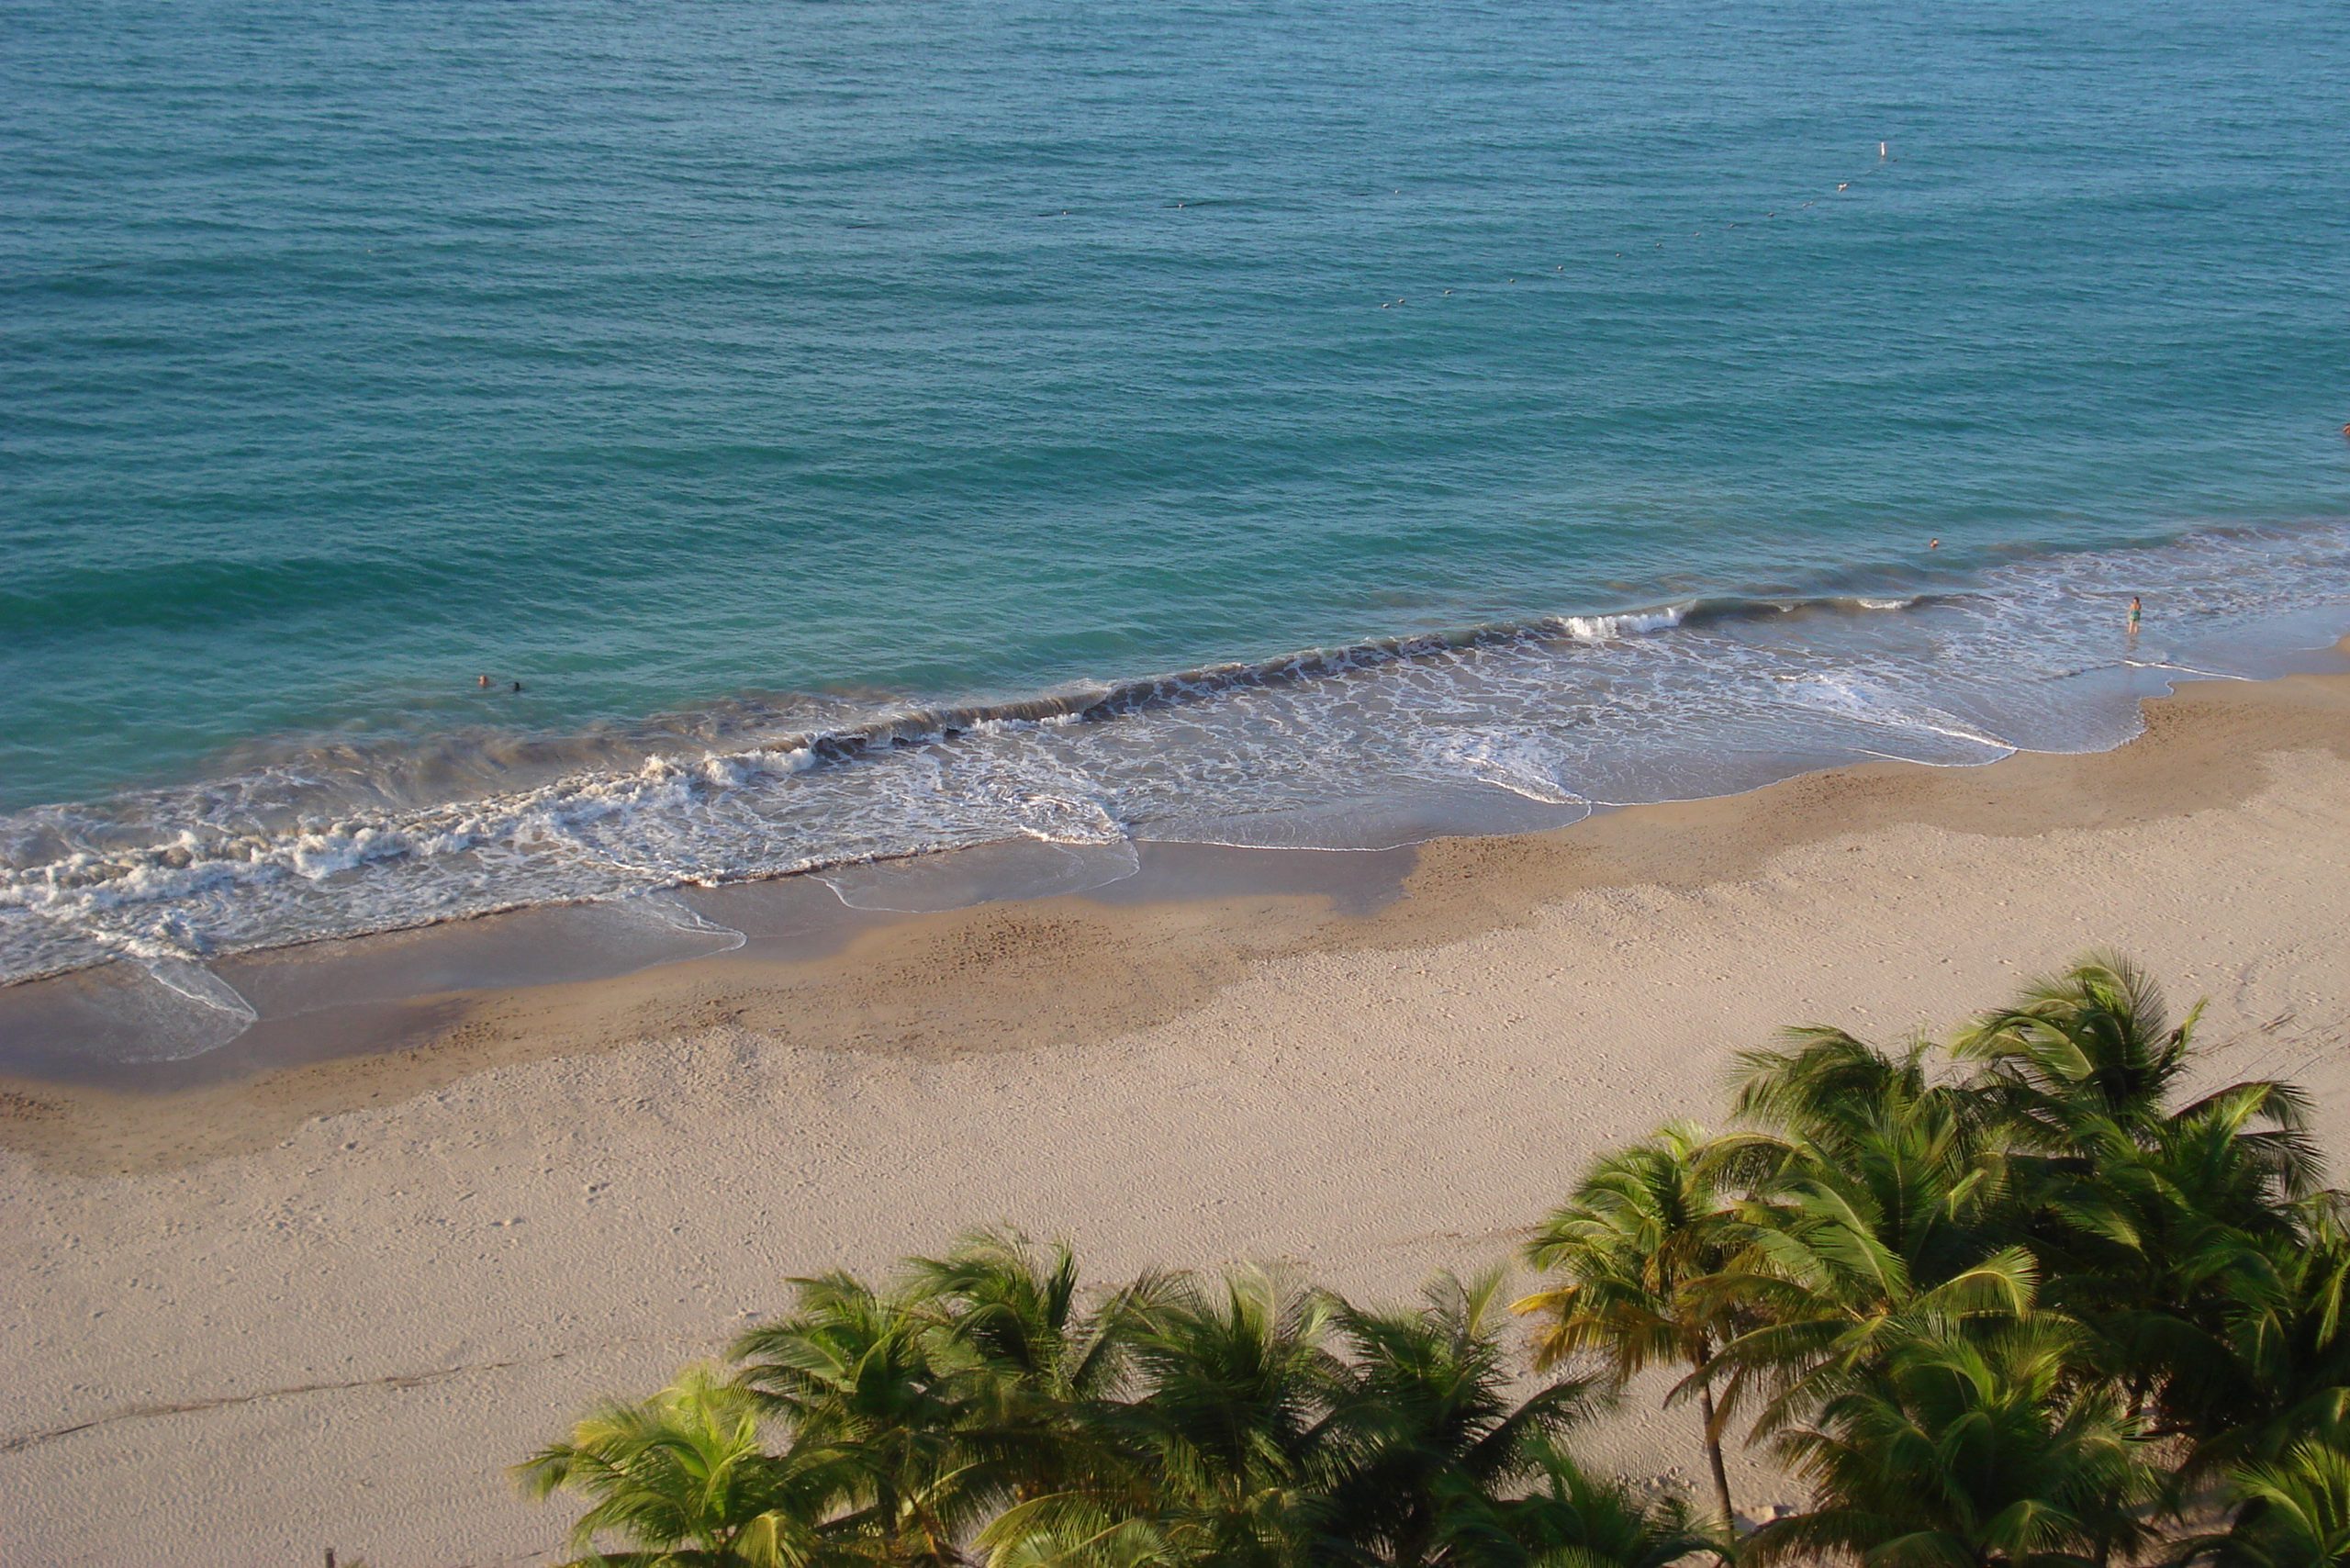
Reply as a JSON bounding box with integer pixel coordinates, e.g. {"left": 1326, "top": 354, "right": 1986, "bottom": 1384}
{"left": 5, "top": 0, "right": 2348, "bottom": 1058}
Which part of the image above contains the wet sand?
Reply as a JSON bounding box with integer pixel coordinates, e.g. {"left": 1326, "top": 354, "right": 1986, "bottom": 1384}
{"left": 3, "top": 668, "right": 2348, "bottom": 1565}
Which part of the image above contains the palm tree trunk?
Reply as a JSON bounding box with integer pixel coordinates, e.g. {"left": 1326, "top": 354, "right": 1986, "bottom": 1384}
{"left": 1697, "top": 1383, "right": 1736, "bottom": 1527}
{"left": 1691, "top": 1342, "right": 1735, "bottom": 1526}
{"left": 2124, "top": 1369, "right": 2150, "bottom": 1425}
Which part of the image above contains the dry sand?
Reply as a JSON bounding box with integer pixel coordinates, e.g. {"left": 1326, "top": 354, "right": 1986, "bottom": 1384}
{"left": 4, "top": 669, "right": 2349, "bottom": 1566}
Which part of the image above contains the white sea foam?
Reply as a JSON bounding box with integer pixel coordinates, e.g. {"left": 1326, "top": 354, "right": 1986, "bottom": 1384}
{"left": 1786, "top": 675, "right": 2017, "bottom": 757}
{"left": 1422, "top": 732, "right": 1589, "bottom": 806}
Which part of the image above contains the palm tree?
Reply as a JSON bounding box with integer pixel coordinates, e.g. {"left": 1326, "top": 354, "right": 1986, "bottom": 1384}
{"left": 732, "top": 1272, "right": 987, "bottom": 1564}
{"left": 984, "top": 1266, "right": 1348, "bottom": 1568}
{"left": 1322, "top": 1270, "right": 1598, "bottom": 1565}
{"left": 1497, "top": 1443, "right": 1728, "bottom": 1568}
{"left": 903, "top": 1228, "right": 1162, "bottom": 1503}
{"left": 1954, "top": 956, "right": 2311, "bottom": 1154}
{"left": 2030, "top": 1110, "right": 2285, "bottom": 1439}
{"left": 2183, "top": 1196, "right": 2350, "bottom": 1481}
{"left": 1922, "top": 956, "right": 2325, "bottom": 1452}
{"left": 977, "top": 1495, "right": 1188, "bottom": 1568}
{"left": 1124, "top": 1266, "right": 1349, "bottom": 1566}
{"left": 1700, "top": 1052, "right": 2037, "bottom": 1449}
{"left": 1746, "top": 1323, "right": 2157, "bottom": 1568}
{"left": 1730, "top": 1028, "right": 1977, "bottom": 1158}
{"left": 1516, "top": 1124, "right": 1753, "bottom": 1526}
{"left": 1997, "top": 1087, "right": 2322, "bottom": 1448}
{"left": 2172, "top": 1439, "right": 2350, "bottom": 1568}
{"left": 517, "top": 1363, "right": 855, "bottom": 1567}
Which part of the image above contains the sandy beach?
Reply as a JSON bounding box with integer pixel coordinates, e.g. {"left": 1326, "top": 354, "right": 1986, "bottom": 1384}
{"left": 3, "top": 666, "right": 2348, "bottom": 1566}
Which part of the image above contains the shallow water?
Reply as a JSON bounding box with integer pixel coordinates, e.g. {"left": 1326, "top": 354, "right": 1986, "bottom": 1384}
{"left": 5, "top": 0, "right": 2350, "bottom": 1054}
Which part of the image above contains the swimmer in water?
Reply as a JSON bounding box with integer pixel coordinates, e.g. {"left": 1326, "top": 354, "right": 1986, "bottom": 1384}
{"left": 1928, "top": 537, "right": 1939, "bottom": 550}
{"left": 477, "top": 674, "right": 491, "bottom": 689}
{"left": 2128, "top": 596, "right": 2142, "bottom": 633}
{"left": 511, "top": 680, "right": 525, "bottom": 693}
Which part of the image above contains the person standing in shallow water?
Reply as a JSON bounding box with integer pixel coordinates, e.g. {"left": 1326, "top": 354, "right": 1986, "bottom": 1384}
{"left": 2129, "top": 596, "right": 2142, "bottom": 634}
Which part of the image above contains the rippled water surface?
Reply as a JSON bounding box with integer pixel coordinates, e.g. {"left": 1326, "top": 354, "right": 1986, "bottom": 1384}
{"left": 4, "top": 0, "right": 2349, "bottom": 1019}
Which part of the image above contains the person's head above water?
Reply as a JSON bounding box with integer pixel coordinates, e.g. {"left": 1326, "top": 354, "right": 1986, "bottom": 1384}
{"left": 477, "top": 674, "right": 490, "bottom": 688}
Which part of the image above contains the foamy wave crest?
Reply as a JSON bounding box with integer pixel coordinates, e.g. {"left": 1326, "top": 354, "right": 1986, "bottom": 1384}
{"left": 1555, "top": 605, "right": 1689, "bottom": 640}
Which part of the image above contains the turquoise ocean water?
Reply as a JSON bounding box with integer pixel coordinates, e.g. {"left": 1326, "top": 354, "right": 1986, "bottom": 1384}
{"left": 5, "top": 1, "right": 2349, "bottom": 1042}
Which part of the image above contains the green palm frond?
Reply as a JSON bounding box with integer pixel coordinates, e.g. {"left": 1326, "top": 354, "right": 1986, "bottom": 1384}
{"left": 517, "top": 1364, "right": 853, "bottom": 1567}
{"left": 1499, "top": 1441, "right": 1729, "bottom": 1568}
{"left": 1758, "top": 1323, "right": 2157, "bottom": 1568}
{"left": 2173, "top": 1438, "right": 2350, "bottom": 1568}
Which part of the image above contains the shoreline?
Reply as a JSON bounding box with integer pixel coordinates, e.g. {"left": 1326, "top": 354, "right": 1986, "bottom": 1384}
{"left": 2, "top": 665, "right": 2348, "bottom": 1562}
{"left": 6, "top": 659, "right": 2350, "bottom": 1171}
